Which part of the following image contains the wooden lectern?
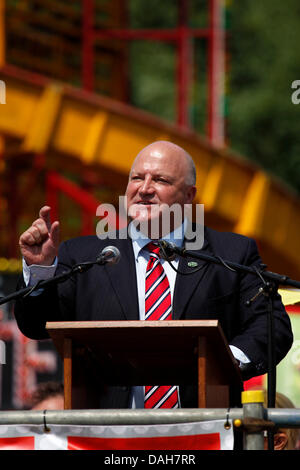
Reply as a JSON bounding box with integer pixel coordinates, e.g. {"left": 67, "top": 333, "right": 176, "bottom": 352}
{"left": 46, "top": 320, "right": 242, "bottom": 409}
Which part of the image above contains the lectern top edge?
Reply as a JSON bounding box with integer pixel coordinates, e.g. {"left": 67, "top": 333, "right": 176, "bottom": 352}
{"left": 46, "top": 319, "right": 220, "bottom": 330}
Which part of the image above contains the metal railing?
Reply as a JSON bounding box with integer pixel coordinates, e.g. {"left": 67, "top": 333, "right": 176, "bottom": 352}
{"left": 0, "top": 406, "right": 300, "bottom": 450}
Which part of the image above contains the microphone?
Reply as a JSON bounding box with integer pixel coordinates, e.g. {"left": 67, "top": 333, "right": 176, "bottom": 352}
{"left": 158, "top": 240, "right": 179, "bottom": 261}
{"left": 96, "top": 246, "right": 121, "bottom": 265}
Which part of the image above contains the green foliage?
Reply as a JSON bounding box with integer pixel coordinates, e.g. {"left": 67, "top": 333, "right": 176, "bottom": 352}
{"left": 228, "top": 0, "right": 300, "bottom": 193}
{"left": 129, "top": 0, "right": 300, "bottom": 193}
{"left": 128, "top": 0, "right": 177, "bottom": 28}
{"left": 129, "top": 40, "right": 176, "bottom": 122}
{"left": 128, "top": 0, "right": 206, "bottom": 124}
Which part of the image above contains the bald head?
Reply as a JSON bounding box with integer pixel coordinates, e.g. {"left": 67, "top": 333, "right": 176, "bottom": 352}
{"left": 125, "top": 140, "right": 197, "bottom": 236}
{"left": 131, "top": 141, "right": 196, "bottom": 186}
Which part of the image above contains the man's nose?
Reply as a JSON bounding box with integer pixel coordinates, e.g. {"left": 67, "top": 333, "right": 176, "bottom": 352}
{"left": 139, "top": 176, "right": 154, "bottom": 195}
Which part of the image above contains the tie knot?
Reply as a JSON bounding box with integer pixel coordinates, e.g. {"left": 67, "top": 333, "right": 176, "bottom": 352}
{"left": 146, "top": 242, "right": 161, "bottom": 257}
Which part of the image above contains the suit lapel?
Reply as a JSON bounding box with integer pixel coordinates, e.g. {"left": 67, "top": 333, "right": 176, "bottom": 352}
{"left": 102, "top": 226, "right": 213, "bottom": 321}
{"left": 173, "top": 229, "right": 212, "bottom": 320}
{"left": 104, "top": 238, "right": 139, "bottom": 320}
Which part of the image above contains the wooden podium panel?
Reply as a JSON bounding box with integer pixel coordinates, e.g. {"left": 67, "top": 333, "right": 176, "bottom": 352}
{"left": 46, "top": 320, "right": 242, "bottom": 409}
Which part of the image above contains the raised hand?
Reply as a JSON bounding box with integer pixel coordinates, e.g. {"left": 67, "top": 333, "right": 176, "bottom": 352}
{"left": 19, "top": 206, "right": 60, "bottom": 266}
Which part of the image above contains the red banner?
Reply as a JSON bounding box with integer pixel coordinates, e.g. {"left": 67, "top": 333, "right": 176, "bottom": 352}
{"left": 67, "top": 433, "right": 221, "bottom": 450}
{"left": 0, "top": 420, "right": 233, "bottom": 450}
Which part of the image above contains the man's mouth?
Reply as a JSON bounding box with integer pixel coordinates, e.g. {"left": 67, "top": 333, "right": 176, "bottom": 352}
{"left": 136, "top": 201, "right": 156, "bottom": 205}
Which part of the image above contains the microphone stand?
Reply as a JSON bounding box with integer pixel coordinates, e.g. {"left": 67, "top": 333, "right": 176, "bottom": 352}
{"left": 160, "top": 243, "right": 300, "bottom": 289}
{"left": 0, "top": 257, "right": 108, "bottom": 306}
{"left": 158, "top": 241, "right": 300, "bottom": 450}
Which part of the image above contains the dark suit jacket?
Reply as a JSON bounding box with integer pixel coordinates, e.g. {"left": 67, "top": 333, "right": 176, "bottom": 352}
{"left": 14, "top": 226, "right": 293, "bottom": 408}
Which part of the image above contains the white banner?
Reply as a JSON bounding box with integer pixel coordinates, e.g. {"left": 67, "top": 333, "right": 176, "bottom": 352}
{"left": 0, "top": 420, "right": 233, "bottom": 450}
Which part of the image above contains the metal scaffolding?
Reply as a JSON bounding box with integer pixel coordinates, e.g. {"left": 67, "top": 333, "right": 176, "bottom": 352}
{"left": 0, "top": 405, "right": 300, "bottom": 450}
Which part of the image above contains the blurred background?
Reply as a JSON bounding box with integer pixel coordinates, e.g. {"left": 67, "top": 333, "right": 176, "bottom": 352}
{"left": 0, "top": 0, "right": 300, "bottom": 410}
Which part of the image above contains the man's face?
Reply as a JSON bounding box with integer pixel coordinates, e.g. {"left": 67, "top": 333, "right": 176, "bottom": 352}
{"left": 125, "top": 144, "right": 196, "bottom": 237}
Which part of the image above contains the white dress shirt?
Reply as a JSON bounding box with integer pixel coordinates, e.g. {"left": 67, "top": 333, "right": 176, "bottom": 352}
{"left": 128, "top": 221, "right": 186, "bottom": 407}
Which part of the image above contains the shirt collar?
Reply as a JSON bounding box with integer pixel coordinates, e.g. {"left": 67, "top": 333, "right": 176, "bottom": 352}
{"left": 129, "top": 219, "right": 187, "bottom": 261}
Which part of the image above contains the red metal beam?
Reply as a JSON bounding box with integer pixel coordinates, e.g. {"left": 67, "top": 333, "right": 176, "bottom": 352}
{"left": 46, "top": 171, "right": 100, "bottom": 215}
{"left": 177, "top": 0, "right": 191, "bottom": 127}
{"left": 80, "top": 0, "right": 219, "bottom": 129}
{"left": 207, "top": 0, "right": 225, "bottom": 146}
{"left": 82, "top": 0, "right": 95, "bottom": 91}
{"left": 46, "top": 171, "right": 127, "bottom": 235}
{"left": 93, "top": 28, "right": 210, "bottom": 42}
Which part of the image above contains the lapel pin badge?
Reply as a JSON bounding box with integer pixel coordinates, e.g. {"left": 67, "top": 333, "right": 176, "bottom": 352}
{"left": 188, "top": 261, "right": 198, "bottom": 268}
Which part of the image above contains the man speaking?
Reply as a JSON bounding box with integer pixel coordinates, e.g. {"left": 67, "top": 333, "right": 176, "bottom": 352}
{"left": 14, "top": 140, "right": 293, "bottom": 409}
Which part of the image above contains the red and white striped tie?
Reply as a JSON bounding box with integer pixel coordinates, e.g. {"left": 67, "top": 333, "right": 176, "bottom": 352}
{"left": 144, "top": 242, "right": 179, "bottom": 409}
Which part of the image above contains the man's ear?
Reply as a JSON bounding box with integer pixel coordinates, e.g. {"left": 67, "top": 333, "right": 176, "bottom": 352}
{"left": 274, "top": 432, "right": 288, "bottom": 450}
{"left": 185, "top": 185, "right": 197, "bottom": 204}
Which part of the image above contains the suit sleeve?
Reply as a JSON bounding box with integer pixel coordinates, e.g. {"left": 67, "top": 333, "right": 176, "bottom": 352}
{"left": 14, "top": 241, "right": 76, "bottom": 340}
{"left": 229, "top": 237, "right": 293, "bottom": 379}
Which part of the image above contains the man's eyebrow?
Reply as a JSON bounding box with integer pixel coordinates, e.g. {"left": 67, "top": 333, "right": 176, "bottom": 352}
{"left": 129, "top": 169, "right": 174, "bottom": 181}
{"left": 129, "top": 170, "right": 140, "bottom": 177}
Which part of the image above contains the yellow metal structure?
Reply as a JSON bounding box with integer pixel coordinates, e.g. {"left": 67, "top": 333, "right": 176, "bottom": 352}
{"left": 241, "top": 390, "right": 264, "bottom": 404}
{"left": 1, "top": 65, "right": 300, "bottom": 280}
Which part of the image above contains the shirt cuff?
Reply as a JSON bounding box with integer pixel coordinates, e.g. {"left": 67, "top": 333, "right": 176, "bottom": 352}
{"left": 22, "top": 258, "right": 58, "bottom": 287}
{"left": 229, "top": 345, "right": 251, "bottom": 365}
